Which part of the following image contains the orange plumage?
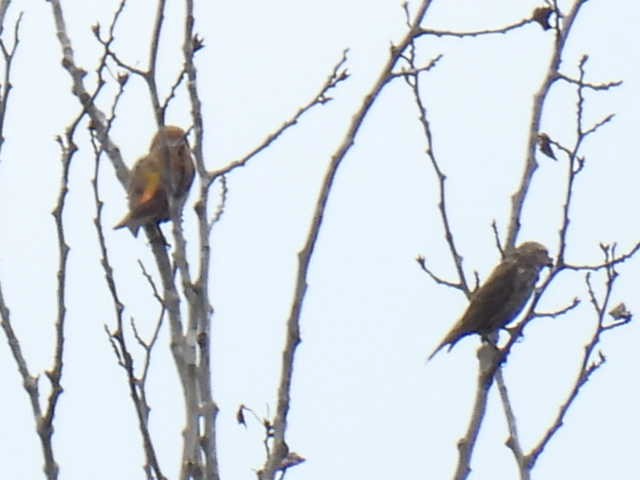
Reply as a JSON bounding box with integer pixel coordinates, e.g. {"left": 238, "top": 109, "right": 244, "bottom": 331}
{"left": 114, "top": 126, "right": 195, "bottom": 236}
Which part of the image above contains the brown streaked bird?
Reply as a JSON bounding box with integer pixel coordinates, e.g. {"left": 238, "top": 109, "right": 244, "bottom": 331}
{"left": 427, "top": 242, "right": 553, "bottom": 361}
{"left": 114, "top": 126, "right": 195, "bottom": 236}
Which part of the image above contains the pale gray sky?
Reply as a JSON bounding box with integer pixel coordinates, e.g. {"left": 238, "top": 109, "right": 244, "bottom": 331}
{"left": 0, "top": 1, "right": 637, "bottom": 479}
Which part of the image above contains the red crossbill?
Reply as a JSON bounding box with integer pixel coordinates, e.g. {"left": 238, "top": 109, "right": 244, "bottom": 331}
{"left": 427, "top": 242, "right": 553, "bottom": 361}
{"left": 114, "top": 126, "right": 195, "bottom": 236}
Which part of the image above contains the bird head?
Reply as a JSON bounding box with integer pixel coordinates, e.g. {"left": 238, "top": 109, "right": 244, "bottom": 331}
{"left": 513, "top": 241, "right": 553, "bottom": 269}
{"left": 150, "top": 125, "right": 188, "bottom": 150}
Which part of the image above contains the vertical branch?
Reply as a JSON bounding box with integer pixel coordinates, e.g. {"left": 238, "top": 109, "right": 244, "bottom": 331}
{"left": 47, "top": 0, "right": 129, "bottom": 184}
{"left": 145, "top": 0, "right": 166, "bottom": 125}
{"left": 258, "top": 1, "right": 435, "bottom": 479}
{"left": 0, "top": 0, "right": 10, "bottom": 33}
{"left": 39, "top": 125, "right": 76, "bottom": 480}
{"left": 495, "top": 368, "right": 528, "bottom": 480}
{"left": 498, "top": 39, "right": 618, "bottom": 480}
{"left": 456, "top": 3, "right": 590, "bottom": 477}
{"left": 0, "top": 289, "right": 52, "bottom": 478}
{"left": 0, "top": 7, "right": 75, "bottom": 479}
{"left": 91, "top": 131, "right": 167, "bottom": 480}
{"left": 90, "top": 0, "right": 206, "bottom": 475}
{"left": 411, "top": 2, "right": 606, "bottom": 478}
{"left": 48, "top": 2, "right": 201, "bottom": 477}
{"left": 523, "top": 247, "right": 631, "bottom": 471}
{"left": 182, "top": 2, "right": 219, "bottom": 480}
{"left": 94, "top": 0, "right": 212, "bottom": 476}
{"left": 0, "top": 7, "right": 20, "bottom": 154}
{"left": 400, "top": 7, "right": 467, "bottom": 295}
{"left": 453, "top": 361, "right": 491, "bottom": 480}
{"left": 0, "top": 119, "right": 81, "bottom": 480}
{"left": 553, "top": 57, "right": 618, "bottom": 264}
{"left": 505, "top": 0, "right": 589, "bottom": 249}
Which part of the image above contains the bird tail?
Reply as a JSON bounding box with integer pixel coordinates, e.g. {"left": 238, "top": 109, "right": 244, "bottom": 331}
{"left": 113, "top": 215, "right": 141, "bottom": 236}
{"left": 426, "top": 341, "right": 448, "bottom": 362}
{"left": 426, "top": 327, "right": 466, "bottom": 362}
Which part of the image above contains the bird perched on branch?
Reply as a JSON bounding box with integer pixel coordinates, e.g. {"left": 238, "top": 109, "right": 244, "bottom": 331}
{"left": 427, "top": 242, "right": 553, "bottom": 361}
{"left": 114, "top": 125, "right": 195, "bottom": 236}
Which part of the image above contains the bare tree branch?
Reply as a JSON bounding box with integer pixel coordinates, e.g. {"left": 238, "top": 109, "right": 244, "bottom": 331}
{"left": 47, "top": 0, "right": 129, "bottom": 184}
{"left": 0, "top": 9, "right": 21, "bottom": 153}
{"left": 181, "top": 2, "right": 219, "bottom": 478}
{"left": 419, "top": 17, "right": 532, "bottom": 38}
{"left": 496, "top": 367, "right": 527, "bottom": 480}
{"left": 0, "top": 9, "right": 81, "bottom": 479}
{"left": 505, "top": 0, "right": 589, "bottom": 249}
{"left": 209, "top": 49, "right": 350, "bottom": 182}
{"left": 453, "top": 346, "right": 493, "bottom": 480}
{"left": 416, "top": 256, "right": 465, "bottom": 291}
{"left": 400, "top": 4, "right": 470, "bottom": 297}
{"left": 534, "top": 298, "right": 580, "bottom": 318}
{"left": 258, "top": 2, "right": 438, "bottom": 479}
{"left": 524, "top": 246, "right": 631, "bottom": 469}
{"left": 90, "top": 132, "right": 167, "bottom": 480}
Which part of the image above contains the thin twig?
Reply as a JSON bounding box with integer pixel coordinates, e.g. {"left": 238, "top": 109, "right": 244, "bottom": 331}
{"left": 0, "top": 9, "right": 21, "bottom": 154}
{"left": 505, "top": 0, "right": 590, "bottom": 249}
{"left": 556, "top": 56, "right": 616, "bottom": 266}
{"left": 419, "top": 17, "right": 532, "bottom": 39}
{"left": 209, "top": 50, "right": 350, "bottom": 183}
{"left": 90, "top": 131, "right": 166, "bottom": 480}
{"left": 556, "top": 73, "right": 621, "bottom": 91}
{"left": 524, "top": 247, "right": 630, "bottom": 469}
{"left": 562, "top": 242, "right": 640, "bottom": 270}
{"left": 47, "top": 0, "right": 129, "bottom": 184}
{"left": 258, "top": 2, "right": 436, "bottom": 479}
{"left": 403, "top": 50, "right": 470, "bottom": 295}
{"left": 399, "top": 17, "right": 469, "bottom": 296}
{"left": 416, "top": 256, "right": 465, "bottom": 290}
{"left": 209, "top": 175, "right": 228, "bottom": 230}
{"left": 534, "top": 298, "right": 580, "bottom": 318}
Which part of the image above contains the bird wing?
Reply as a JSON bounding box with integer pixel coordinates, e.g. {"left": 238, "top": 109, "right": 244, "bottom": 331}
{"left": 460, "top": 258, "right": 520, "bottom": 333}
{"left": 427, "top": 245, "right": 549, "bottom": 361}
{"left": 128, "top": 155, "right": 163, "bottom": 205}
{"left": 124, "top": 155, "right": 168, "bottom": 223}
{"left": 138, "top": 170, "right": 162, "bottom": 204}
{"left": 427, "top": 259, "right": 519, "bottom": 361}
{"left": 169, "top": 146, "right": 195, "bottom": 197}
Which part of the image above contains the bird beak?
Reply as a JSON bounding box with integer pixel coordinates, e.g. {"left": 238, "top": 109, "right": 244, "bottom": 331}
{"left": 545, "top": 255, "right": 554, "bottom": 268}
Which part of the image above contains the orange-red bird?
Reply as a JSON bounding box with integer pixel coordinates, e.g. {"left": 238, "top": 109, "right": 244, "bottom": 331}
{"left": 114, "top": 126, "right": 195, "bottom": 236}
